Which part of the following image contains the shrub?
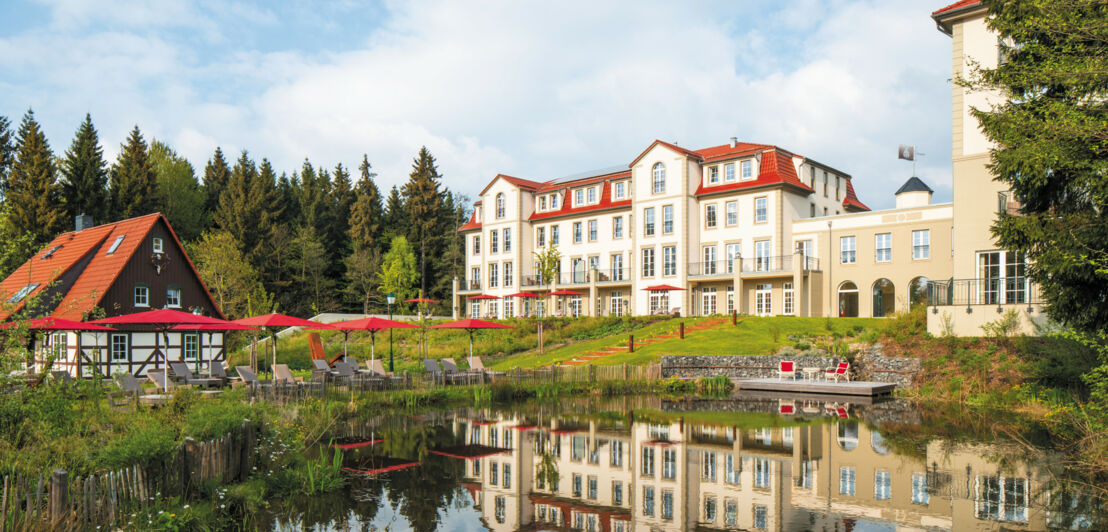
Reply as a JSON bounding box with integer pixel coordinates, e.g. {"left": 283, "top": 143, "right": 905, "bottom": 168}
{"left": 96, "top": 422, "right": 177, "bottom": 470}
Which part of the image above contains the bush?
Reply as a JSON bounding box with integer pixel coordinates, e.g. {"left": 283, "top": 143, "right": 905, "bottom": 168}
{"left": 96, "top": 422, "right": 177, "bottom": 470}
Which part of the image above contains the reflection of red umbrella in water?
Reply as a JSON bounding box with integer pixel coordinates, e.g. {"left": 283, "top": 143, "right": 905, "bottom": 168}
{"left": 91, "top": 309, "right": 236, "bottom": 389}
{"left": 233, "top": 313, "right": 335, "bottom": 378}
{"left": 332, "top": 317, "right": 422, "bottom": 366}
{"left": 431, "top": 319, "right": 515, "bottom": 356}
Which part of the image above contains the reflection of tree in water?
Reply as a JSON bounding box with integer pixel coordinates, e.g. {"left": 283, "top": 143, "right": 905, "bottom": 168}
{"left": 380, "top": 416, "right": 466, "bottom": 532}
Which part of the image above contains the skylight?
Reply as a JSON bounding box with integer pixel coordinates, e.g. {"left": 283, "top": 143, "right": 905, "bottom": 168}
{"left": 41, "top": 245, "right": 62, "bottom": 259}
{"left": 7, "top": 283, "right": 41, "bottom": 304}
{"left": 106, "top": 235, "right": 126, "bottom": 255}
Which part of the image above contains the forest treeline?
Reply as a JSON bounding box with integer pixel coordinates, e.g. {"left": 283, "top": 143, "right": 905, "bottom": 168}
{"left": 0, "top": 109, "right": 470, "bottom": 318}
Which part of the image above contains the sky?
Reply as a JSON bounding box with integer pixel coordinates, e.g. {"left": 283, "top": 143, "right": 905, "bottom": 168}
{"left": 0, "top": 0, "right": 956, "bottom": 211}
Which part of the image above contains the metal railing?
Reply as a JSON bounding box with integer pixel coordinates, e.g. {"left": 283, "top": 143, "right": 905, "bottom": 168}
{"left": 688, "top": 260, "right": 732, "bottom": 277}
{"left": 739, "top": 255, "right": 800, "bottom": 274}
{"left": 597, "top": 268, "right": 631, "bottom": 283}
{"left": 521, "top": 275, "right": 545, "bottom": 287}
{"left": 461, "top": 280, "right": 481, "bottom": 291}
{"left": 927, "top": 277, "right": 1040, "bottom": 306}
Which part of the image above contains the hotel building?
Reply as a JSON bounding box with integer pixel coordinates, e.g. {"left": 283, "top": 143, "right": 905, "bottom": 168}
{"left": 453, "top": 0, "right": 1046, "bottom": 336}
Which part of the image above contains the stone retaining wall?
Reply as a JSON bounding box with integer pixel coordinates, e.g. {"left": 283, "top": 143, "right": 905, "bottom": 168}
{"left": 661, "top": 346, "right": 920, "bottom": 389}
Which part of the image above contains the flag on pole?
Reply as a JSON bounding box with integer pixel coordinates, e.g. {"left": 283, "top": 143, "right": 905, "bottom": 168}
{"left": 897, "top": 145, "right": 915, "bottom": 161}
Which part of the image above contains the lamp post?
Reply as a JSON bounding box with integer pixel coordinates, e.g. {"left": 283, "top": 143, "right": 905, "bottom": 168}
{"left": 387, "top": 292, "right": 396, "bottom": 372}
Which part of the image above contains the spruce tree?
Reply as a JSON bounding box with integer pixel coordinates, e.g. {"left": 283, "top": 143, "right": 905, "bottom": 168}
{"left": 0, "top": 115, "right": 14, "bottom": 200}
{"left": 402, "top": 146, "right": 445, "bottom": 299}
{"left": 60, "top": 113, "right": 109, "bottom": 223}
{"left": 6, "top": 109, "right": 65, "bottom": 244}
{"left": 348, "top": 155, "right": 384, "bottom": 252}
{"left": 109, "top": 126, "right": 160, "bottom": 220}
{"left": 296, "top": 159, "right": 328, "bottom": 232}
{"left": 275, "top": 172, "right": 300, "bottom": 226}
{"left": 203, "top": 147, "right": 231, "bottom": 216}
{"left": 213, "top": 150, "right": 259, "bottom": 249}
{"left": 328, "top": 162, "right": 355, "bottom": 253}
{"left": 247, "top": 158, "right": 281, "bottom": 273}
{"left": 383, "top": 185, "right": 406, "bottom": 240}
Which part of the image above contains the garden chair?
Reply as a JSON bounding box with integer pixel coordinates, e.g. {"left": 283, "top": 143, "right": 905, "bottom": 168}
{"left": 778, "top": 360, "right": 796, "bottom": 380}
{"left": 208, "top": 363, "right": 236, "bottom": 385}
{"left": 467, "top": 356, "right": 504, "bottom": 380}
{"left": 312, "top": 359, "right": 339, "bottom": 380}
{"left": 170, "top": 362, "right": 221, "bottom": 388}
{"left": 441, "top": 358, "right": 480, "bottom": 385}
{"left": 778, "top": 399, "right": 796, "bottom": 415}
{"left": 825, "top": 362, "right": 850, "bottom": 382}
{"left": 273, "top": 364, "right": 303, "bottom": 384}
{"left": 366, "top": 359, "right": 405, "bottom": 387}
{"left": 235, "top": 366, "right": 270, "bottom": 387}
{"left": 423, "top": 359, "right": 446, "bottom": 385}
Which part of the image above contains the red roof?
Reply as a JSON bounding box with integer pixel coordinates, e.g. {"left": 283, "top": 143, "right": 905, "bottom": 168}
{"left": 459, "top": 209, "right": 481, "bottom": 232}
{"left": 933, "top": 0, "right": 981, "bottom": 15}
{"left": 478, "top": 174, "right": 544, "bottom": 196}
{"left": 694, "top": 142, "right": 773, "bottom": 162}
{"left": 629, "top": 139, "right": 704, "bottom": 167}
{"left": 842, "top": 179, "right": 870, "bottom": 211}
{"left": 530, "top": 172, "right": 632, "bottom": 221}
{"left": 694, "top": 148, "right": 813, "bottom": 196}
{"left": 0, "top": 213, "right": 224, "bottom": 321}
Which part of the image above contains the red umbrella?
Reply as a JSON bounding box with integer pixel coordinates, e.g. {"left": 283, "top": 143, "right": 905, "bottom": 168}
{"left": 430, "top": 318, "right": 515, "bottom": 356}
{"left": 233, "top": 313, "right": 334, "bottom": 378}
{"left": 172, "top": 323, "right": 262, "bottom": 377}
{"left": 332, "top": 317, "right": 422, "bottom": 363}
{"left": 467, "top": 294, "right": 501, "bottom": 300}
{"left": 0, "top": 317, "right": 115, "bottom": 331}
{"left": 642, "top": 284, "right": 686, "bottom": 291}
{"left": 504, "top": 292, "right": 542, "bottom": 298}
{"left": 91, "top": 309, "right": 235, "bottom": 388}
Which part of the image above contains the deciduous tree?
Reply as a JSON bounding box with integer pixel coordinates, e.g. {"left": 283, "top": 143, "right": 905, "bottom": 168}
{"left": 149, "top": 140, "right": 207, "bottom": 241}
{"left": 188, "top": 230, "right": 274, "bottom": 319}
{"left": 378, "top": 236, "right": 418, "bottom": 303}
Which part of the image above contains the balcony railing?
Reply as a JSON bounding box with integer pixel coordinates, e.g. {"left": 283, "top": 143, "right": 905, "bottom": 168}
{"left": 738, "top": 255, "right": 820, "bottom": 274}
{"left": 597, "top": 268, "right": 631, "bottom": 283}
{"left": 688, "top": 260, "right": 732, "bottom": 277}
{"left": 521, "top": 275, "right": 545, "bottom": 287}
{"left": 462, "top": 280, "right": 481, "bottom": 291}
{"left": 927, "top": 277, "right": 1040, "bottom": 307}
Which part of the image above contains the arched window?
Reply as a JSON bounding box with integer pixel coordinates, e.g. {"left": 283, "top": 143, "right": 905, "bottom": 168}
{"left": 838, "top": 281, "right": 858, "bottom": 317}
{"left": 909, "top": 276, "right": 931, "bottom": 308}
{"left": 495, "top": 193, "right": 505, "bottom": 218}
{"left": 870, "top": 431, "right": 890, "bottom": 455}
{"left": 837, "top": 421, "right": 859, "bottom": 451}
{"left": 652, "top": 163, "right": 666, "bottom": 194}
{"left": 872, "top": 278, "right": 895, "bottom": 317}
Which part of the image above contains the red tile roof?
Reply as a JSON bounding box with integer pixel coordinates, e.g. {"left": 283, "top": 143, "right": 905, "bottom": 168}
{"left": 529, "top": 173, "right": 632, "bottom": 221}
{"left": 933, "top": 0, "right": 981, "bottom": 15}
{"left": 694, "top": 142, "right": 774, "bottom": 162}
{"left": 694, "top": 148, "right": 814, "bottom": 196}
{"left": 842, "top": 179, "right": 870, "bottom": 212}
{"left": 629, "top": 140, "right": 704, "bottom": 167}
{"left": 478, "top": 174, "right": 544, "bottom": 196}
{"left": 459, "top": 209, "right": 482, "bottom": 232}
{"left": 0, "top": 213, "right": 224, "bottom": 321}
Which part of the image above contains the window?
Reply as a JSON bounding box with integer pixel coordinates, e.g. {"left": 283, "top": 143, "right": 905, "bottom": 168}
{"left": 575, "top": 189, "right": 585, "bottom": 206}
{"left": 490, "top": 460, "right": 499, "bottom": 485}
{"left": 472, "top": 235, "right": 480, "bottom": 255}
{"left": 705, "top": 204, "right": 717, "bottom": 228}
{"left": 166, "top": 286, "right": 182, "bottom": 308}
{"left": 741, "top": 160, "right": 753, "bottom": 180}
{"left": 662, "top": 246, "right": 676, "bottom": 276}
{"left": 755, "top": 197, "right": 767, "bottom": 223}
{"left": 661, "top": 490, "right": 673, "bottom": 520}
{"left": 755, "top": 240, "right": 771, "bottom": 272}
{"left": 725, "top": 201, "right": 737, "bottom": 226}
{"left": 875, "top": 233, "right": 891, "bottom": 262}
{"left": 587, "top": 187, "right": 596, "bottom": 204}
{"left": 110, "top": 334, "right": 128, "bottom": 362}
{"left": 551, "top": 194, "right": 559, "bottom": 208}
{"left": 490, "top": 231, "right": 499, "bottom": 253}
{"left": 810, "top": 203, "right": 816, "bottom": 217}
{"left": 615, "top": 181, "right": 626, "bottom": 199}
{"left": 724, "top": 162, "right": 735, "bottom": 182}
{"left": 504, "top": 463, "right": 512, "bottom": 489}
{"left": 7, "top": 283, "right": 40, "bottom": 303}
{"left": 106, "top": 235, "right": 125, "bottom": 255}
{"left": 701, "top": 451, "right": 717, "bottom": 481}
{"left": 912, "top": 473, "right": 930, "bottom": 505}
{"left": 725, "top": 243, "right": 740, "bottom": 274}
{"left": 133, "top": 285, "right": 150, "bottom": 307}
{"left": 754, "top": 458, "right": 771, "bottom": 488}
{"left": 702, "top": 287, "right": 717, "bottom": 315}
{"left": 754, "top": 505, "right": 767, "bottom": 529}
{"left": 913, "top": 229, "right": 930, "bottom": 259}
{"left": 662, "top": 205, "right": 673, "bottom": 234}
{"left": 784, "top": 282, "right": 793, "bottom": 315}
{"left": 184, "top": 333, "right": 199, "bottom": 360}
{"left": 610, "top": 440, "right": 623, "bottom": 467}
{"left": 573, "top": 222, "right": 582, "bottom": 243}
{"left": 152, "top": 237, "right": 164, "bottom": 254}
{"left": 823, "top": 171, "right": 829, "bottom": 197}
{"left": 662, "top": 448, "right": 676, "bottom": 479}
{"left": 641, "top": 446, "right": 655, "bottom": 476}
{"left": 703, "top": 246, "right": 717, "bottom": 274}
{"left": 504, "top": 262, "right": 513, "bottom": 287}
{"left": 708, "top": 166, "right": 719, "bottom": 184}
{"left": 537, "top": 227, "right": 546, "bottom": 247}
{"left": 42, "top": 245, "right": 62, "bottom": 259}
{"left": 652, "top": 163, "right": 665, "bottom": 193}
{"left": 644, "top": 207, "right": 655, "bottom": 236}
{"left": 487, "top": 300, "right": 498, "bottom": 318}
{"left": 494, "top": 496, "right": 505, "bottom": 524}
{"left": 540, "top": 196, "right": 547, "bottom": 210}
{"left": 642, "top": 486, "right": 655, "bottom": 516}
{"left": 725, "top": 499, "right": 737, "bottom": 526}
{"left": 503, "top": 228, "right": 511, "bottom": 252}
{"left": 489, "top": 263, "right": 499, "bottom": 288}
{"left": 840, "top": 466, "right": 856, "bottom": 495}
{"left": 642, "top": 248, "right": 655, "bottom": 277}
{"left": 841, "top": 236, "right": 856, "bottom": 264}
{"left": 809, "top": 166, "right": 816, "bottom": 188}
{"left": 470, "top": 267, "right": 480, "bottom": 289}
{"left": 613, "top": 216, "right": 623, "bottom": 238}
{"left": 835, "top": 176, "right": 841, "bottom": 200}
{"left": 495, "top": 193, "right": 505, "bottom": 218}
{"left": 613, "top": 481, "right": 623, "bottom": 505}
{"left": 726, "top": 286, "right": 734, "bottom": 314}
{"left": 551, "top": 225, "right": 560, "bottom": 245}
{"left": 875, "top": 471, "right": 892, "bottom": 500}
{"left": 704, "top": 497, "right": 717, "bottom": 522}
{"left": 975, "top": 476, "right": 1028, "bottom": 523}
{"left": 587, "top": 476, "right": 597, "bottom": 499}
{"left": 611, "top": 254, "right": 624, "bottom": 281}
{"left": 588, "top": 220, "right": 597, "bottom": 242}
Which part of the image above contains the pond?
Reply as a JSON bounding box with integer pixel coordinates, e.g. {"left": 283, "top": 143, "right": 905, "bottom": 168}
{"left": 259, "top": 394, "right": 1104, "bottom": 531}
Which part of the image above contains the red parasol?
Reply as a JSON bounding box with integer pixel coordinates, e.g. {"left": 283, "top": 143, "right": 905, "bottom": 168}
{"left": 234, "top": 313, "right": 335, "bottom": 378}
{"left": 430, "top": 318, "right": 515, "bottom": 356}
{"left": 467, "top": 294, "right": 501, "bottom": 300}
{"left": 332, "top": 317, "right": 422, "bottom": 363}
{"left": 642, "top": 284, "right": 686, "bottom": 291}
{"left": 0, "top": 317, "right": 114, "bottom": 331}
{"left": 504, "top": 292, "right": 542, "bottom": 298}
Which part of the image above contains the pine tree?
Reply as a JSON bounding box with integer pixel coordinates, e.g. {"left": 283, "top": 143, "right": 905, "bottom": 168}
{"left": 275, "top": 172, "right": 300, "bottom": 226}
{"left": 348, "top": 155, "right": 384, "bottom": 253}
{"left": 383, "top": 185, "right": 406, "bottom": 239}
{"left": 213, "top": 151, "right": 260, "bottom": 251}
{"left": 5, "top": 109, "right": 65, "bottom": 244}
{"left": 203, "top": 147, "right": 231, "bottom": 216}
{"left": 328, "top": 162, "right": 355, "bottom": 253}
{"left": 108, "top": 126, "right": 160, "bottom": 220}
{"left": 60, "top": 113, "right": 109, "bottom": 223}
{"left": 150, "top": 140, "right": 207, "bottom": 241}
{"left": 402, "top": 147, "right": 446, "bottom": 300}
{"left": 296, "top": 159, "right": 331, "bottom": 233}
{"left": 0, "top": 115, "right": 14, "bottom": 200}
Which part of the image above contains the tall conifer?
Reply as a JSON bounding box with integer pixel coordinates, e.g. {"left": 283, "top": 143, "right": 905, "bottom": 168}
{"left": 109, "top": 126, "right": 159, "bottom": 220}
{"left": 348, "top": 155, "right": 384, "bottom": 252}
{"left": 383, "top": 185, "right": 406, "bottom": 241}
{"left": 0, "top": 115, "right": 14, "bottom": 200}
{"left": 403, "top": 146, "right": 445, "bottom": 299}
{"left": 60, "top": 113, "right": 109, "bottom": 223}
{"left": 203, "top": 147, "right": 231, "bottom": 216}
{"left": 6, "top": 110, "right": 64, "bottom": 243}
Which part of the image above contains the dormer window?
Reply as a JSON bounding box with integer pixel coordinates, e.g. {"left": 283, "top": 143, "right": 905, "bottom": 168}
{"left": 495, "top": 193, "right": 505, "bottom": 218}
{"left": 708, "top": 166, "right": 719, "bottom": 185}
{"left": 574, "top": 189, "right": 584, "bottom": 206}
{"left": 540, "top": 196, "right": 547, "bottom": 210}
{"left": 741, "top": 160, "right": 753, "bottom": 180}
{"left": 152, "top": 237, "right": 164, "bottom": 254}
{"left": 551, "top": 194, "right": 559, "bottom": 209}
{"left": 614, "top": 181, "right": 626, "bottom": 199}
{"left": 587, "top": 187, "right": 597, "bottom": 204}
{"left": 724, "top": 163, "right": 735, "bottom": 182}
{"left": 106, "top": 235, "right": 126, "bottom": 255}
{"left": 7, "top": 283, "right": 40, "bottom": 303}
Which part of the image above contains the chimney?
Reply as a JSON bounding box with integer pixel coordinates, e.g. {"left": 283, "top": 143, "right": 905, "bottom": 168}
{"left": 729, "top": 137, "right": 737, "bottom": 148}
{"left": 75, "top": 214, "right": 93, "bottom": 232}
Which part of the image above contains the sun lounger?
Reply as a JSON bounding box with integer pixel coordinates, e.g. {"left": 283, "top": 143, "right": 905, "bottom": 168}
{"left": 366, "top": 359, "right": 405, "bottom": 387}
{"left": 208, "top": 363, "right": 236, "bottom": 384}
{"left": 170, "top": 362, "right": 222, "bottom": 388}
{"left": 273, "top": 364, "right": 303, "bottom": 384}
{"left": 467, "top": 356, "right": 504, "bottom": 377}
{"left": 441, "top": 358, "right": 481, "bottom": 385}
{"left": 146, "top": 370, "right": 174, "bottom": 392}
{"left": 235, "top": 366, "right": 271, "bottom": 387}
{"left": 423, "top": 359, "right": 447, "bottom": 385}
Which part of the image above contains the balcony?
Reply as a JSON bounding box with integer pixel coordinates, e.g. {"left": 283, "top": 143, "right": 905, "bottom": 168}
{"left": 688, "top": 260, "right": 733, "bottom": 278}
{"left": 597, "top": 268, "right": 631, "bottom": 284}
{"left": 738, "top": 255, "right": 821, "bottom": 275}
{"left": 460, "top": 280, "right": 481, "bottom": 293}
{"left": 927, "top": 277, "right": 1040, "bottom": 307}
{"left": 521, "top": 274, "right": 545, "bottom": 288}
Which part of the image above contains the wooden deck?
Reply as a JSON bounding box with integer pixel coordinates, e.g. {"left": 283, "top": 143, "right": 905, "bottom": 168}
{"left": 735, "top": 378, "right": 895, "bottom": 397}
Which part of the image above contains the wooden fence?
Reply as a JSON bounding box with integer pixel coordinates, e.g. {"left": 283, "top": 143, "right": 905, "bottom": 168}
{"left": 496, "top": 363, "right": 662, "bottom": 385}
{"left": 0, "top": 421, "right": 257, "bottom": 531}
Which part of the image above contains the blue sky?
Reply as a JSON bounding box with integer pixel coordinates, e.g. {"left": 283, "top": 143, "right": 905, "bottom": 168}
{"left": 0, "top": 0, "right": 954, "bottom": 210}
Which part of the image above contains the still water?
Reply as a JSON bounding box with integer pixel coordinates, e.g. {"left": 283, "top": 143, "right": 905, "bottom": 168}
{"left": 265, "top": 394, "right": 1103, "bottom": 531}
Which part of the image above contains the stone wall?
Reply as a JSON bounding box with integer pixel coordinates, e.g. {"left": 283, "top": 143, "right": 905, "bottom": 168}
{"left": 854, "top": 345, "right": 921, "bottom": 389}
{"left": 661, "top": 346, "right": 921, "bottom": 389}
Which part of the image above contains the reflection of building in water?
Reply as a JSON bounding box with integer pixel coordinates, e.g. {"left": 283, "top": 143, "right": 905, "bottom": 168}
{"left": 452, "top": 412, "right": 1051, "bottom": 531}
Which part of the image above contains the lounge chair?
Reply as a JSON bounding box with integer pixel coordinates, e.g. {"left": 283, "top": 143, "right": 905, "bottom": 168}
{"left": 209, "top": 363, "right": 236, "bottom": 384}
{"left": 467, "top": 356, "right": 504, "bottom": 379}
{"left": 441, "top": 358, "right": 481, "bottom": 385}
{"left": 170, "top": 362, "right": 221, "bottom": 388}
{"left": 312, "top": 359, "right": 338, "bottom": 380}
{"left": 423, "top": 359, "right": 446, "bottom": 385}
{"left": 235, "top": 366, "right": 270, "bottom": 387}
{"left": 146, "top": 370, "right": 174, "bottom": 392}
{"left": 116, "top": 374, "right": 146, "bottom": 395}
{"left": 273, "top": 364, "right": 303, "bottom": 384}
{"left": 778, "top": 360, "right": 796, "bottom": 380}
{"left": 366, "top": 359, "right": 405, "bottom": 386}
{"left": 825, "top": 362, "right": 850, "bottom": 382}
{"left": 333, "top": 361, "right": 381, "bottom": 389}
{"left": 309, "top": 333, "right": 343, "bottom": 367}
